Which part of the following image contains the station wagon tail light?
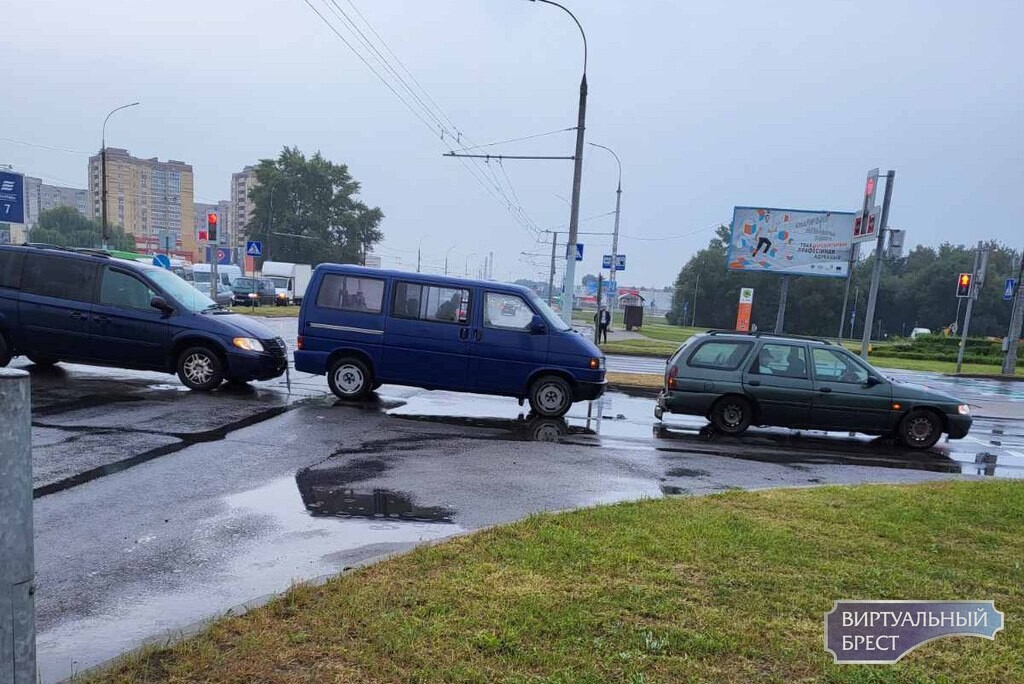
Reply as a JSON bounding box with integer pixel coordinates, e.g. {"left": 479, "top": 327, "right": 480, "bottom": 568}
{"left": 958, "top": 404, "right": 971, "bottom": 416}
{"left": 667, "top": 365, "right": 678, "bottom": 390}
{"left": 296, "top": 336, "right": 304, "bottom": 350}
{"left": 232, "top": 337, "right": 264, "bottom": 352}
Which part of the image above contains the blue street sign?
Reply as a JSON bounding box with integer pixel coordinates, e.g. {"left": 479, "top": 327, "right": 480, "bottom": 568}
{"left": 615, "top": 254, "right": 626, "bottom": 271}
{"left": 0, "top": 171, "right": 26, "bottom": 225}
{"left": 602, "top": 254, "right": 613, "bottom": 269}
{"left": 152, "top": 254, "right": 172, "bottom": 270}
{"left": 207, "top": 246, "right": 232, "bottom": 265}
{"left": 245, "top": 240, "right": 263, "bottom": 258}
{"left": 575, "top": 243, "right": 584, "bottom": 261}
{"left": 1004, "top": 278, "right": 1017, "bottom": 301}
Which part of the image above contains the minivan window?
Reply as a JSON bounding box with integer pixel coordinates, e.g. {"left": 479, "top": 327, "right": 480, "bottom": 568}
{"left": 393, "top": 282, "right": 470, "bottom": 324}
{"left": 484, "top": 292, "right": 534, "bottom": 331}
{"left": 317, "top": 274, "right": 385, "bottom": 313}
{"left": 21, "top": 254, "right": 97, "bottom": 302}
{"left": 0, "top": 250, "right": 24, "bottom": 288}
{"left": 100, "top": 268, "right": 157, "bottom": 310}
{"left": 147, "top": 268, "right": 215, "bottom": 312}
{"left": 688, "top": 340, "right": 753, "bottom": 370}
{"left": 750, "top": 343, "right": 808, "bottom": 378}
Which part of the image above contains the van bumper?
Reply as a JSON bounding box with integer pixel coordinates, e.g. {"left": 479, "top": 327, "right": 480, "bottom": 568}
{"left": 575, "top": 379, "right": 606, "bottom": 401}
{"left": 294, "top": 350, "right": 327, "bottom": 375}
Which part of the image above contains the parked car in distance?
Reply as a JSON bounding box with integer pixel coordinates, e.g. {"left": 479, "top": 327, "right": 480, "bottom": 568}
{"left": 262, "top": 261, "right": 312, "bottom": 306}
{"left": 294, "top": 265, "right": 606, "bottom": 416}
{"left": 0, "top": 245, "right": 288, "bottom": 390}
{"left": 910, "top": 327, "right": 932, "bottom": 339}
{"left": 192, "top": 280, "right": 233, "bottom": 308}
{"left": 232, "top": 277, "right": 277, "bottom": 307}
{"left": 655, "top": 331, "right": 971, "bottom": 449}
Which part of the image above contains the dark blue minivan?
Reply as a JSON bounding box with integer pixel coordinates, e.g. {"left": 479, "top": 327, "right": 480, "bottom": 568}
{"left": 0, "top": 245, "right": 288, "bottom": 390}
{"left": 294, "top": 265, "right": 606, "bottom": 416}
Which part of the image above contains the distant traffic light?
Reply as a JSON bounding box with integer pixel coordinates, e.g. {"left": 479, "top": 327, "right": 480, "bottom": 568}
{"left": 956, "top": 273, "right": 973, "bottom": 298}
{"left": 198, "top": 231, "right": 208, "bottom": 242}
{"left": 207, "top": 213, "right": 219, "bottom": 242}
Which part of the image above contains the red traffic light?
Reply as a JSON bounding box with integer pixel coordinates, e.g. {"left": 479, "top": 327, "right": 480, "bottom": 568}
{"left": 865, "top": 176, "right": 876, "bottom": 197}
{"left": 207, "top": 213, "right": 218, "bottom": 226}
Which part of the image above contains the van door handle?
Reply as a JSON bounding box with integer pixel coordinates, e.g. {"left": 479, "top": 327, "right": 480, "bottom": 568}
{"left": 94, "top": 315, "right": 110, "bottom": 324}
{"left": 748, "top": 380, "right": 761, "bottom": 386}
{"left": 69, "top": 311, "right": 84, "bottom": 320}
{"left": 459, "top": 328, "right": 469, "bottom": 340}
{"left": 474, "top": 330, "right": 482, "bottom": 341}
{"left": 818, "top": 386, "right": 832, "bottom": 393}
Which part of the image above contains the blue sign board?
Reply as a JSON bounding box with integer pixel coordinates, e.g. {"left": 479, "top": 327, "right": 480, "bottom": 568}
{"left": 246, "top": 240, "right": 263, "bottom": 258}
{"left": 152, "top": 254, "right": 172, "bottom": 270}
{"left": 602, "top": 254, "right": 612, "bottom": 269}
{"left": 1005, "top": 278, "right": 1017, "bottom": 301}
{"left": 615, "top": 254, "right": 626, "bottom": 271}
{"left": 575, "top": 243, "right": 584, "bottom": 261}
{"left": 0, "top": 171, "right": 26, "bottom": 225}
{"left": 206, "top": 246, "right": 232, "bottom": 265}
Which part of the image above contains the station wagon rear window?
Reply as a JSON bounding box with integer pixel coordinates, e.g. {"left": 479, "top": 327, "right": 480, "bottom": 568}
{"left": 687, "top": 340, "right": 753, "bottom": 370}
{"left": 316, "top": 274, "right": 385, "bottom": 313}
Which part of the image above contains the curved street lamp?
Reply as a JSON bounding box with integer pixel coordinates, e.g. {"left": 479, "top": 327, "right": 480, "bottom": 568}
{"left": 588, "top": 142, "right": 622, "bottom": 309}
{"left": 100, "top": 102, "right": 140, "bottom": 248}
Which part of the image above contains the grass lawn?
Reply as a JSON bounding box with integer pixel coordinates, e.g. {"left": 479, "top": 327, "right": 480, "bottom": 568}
{"left": 606, "top": 371, "right": 663, "bottom": 390}
{"left": 238, "top": 305, "right": 302, "bottom": 318}
{"left": 88, "top": 481, "right": 1023, "bottom": 684}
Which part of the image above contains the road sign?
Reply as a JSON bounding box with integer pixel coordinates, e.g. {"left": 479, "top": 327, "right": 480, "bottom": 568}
{"left": 246, "top": 240, "right": 263, "bottom": 258}
{"left": 602, "top": 254, "right": 612, "bottom": 268}
{"left": 152, "top": 254, "right": 171, "bottom": 270}
{"left": 1005, "top": 278, "right": 1017, "bottom": 301}
{"left": 852, "top": 206, "right": 881, "bottom": 243}
{"left": 566, "top": 243, "right": 583, "bottom": 261}
{"left": 615, "top": 254, "right": 625, "bottom": 271}
{"left": 0, "top": 171, "right": 26, "bottom": 225}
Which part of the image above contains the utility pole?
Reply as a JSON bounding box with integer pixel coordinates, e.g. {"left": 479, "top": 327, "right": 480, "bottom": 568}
{"left": 547, "top": 231, "right": 559, "bottom": 305}
{"left": 444, "top": 245, "right": 455, "bottom": 276}
{"left": 1001, "top": 249, "right": 1024, "bottom": 375}
{"left": 594, "top": 273, "right": 603, "bottom": 345}
{"left": 99, "top": 102, "right": 139, "bottom": 249}
{"left": 692, "top": 272, "right": 701, "bottom": 327}
{"left": 860, "top": 170, "right": 895, "bottom": 359}
{"left": 774, "top": 276, "right": 790, "bottom": 334}
{"left": 957, "top": 242, "right": 988, "bottom": 373}
{"left": 840, "top": 168, "right": 879, "bottom": 341}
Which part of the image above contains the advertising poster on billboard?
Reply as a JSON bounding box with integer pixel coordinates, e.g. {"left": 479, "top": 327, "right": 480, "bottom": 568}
{"left": 727, "top": 207, "right": 855, "bottom": 278}
{"left": 735, "top": 287, "right": 754, "bottom": 332}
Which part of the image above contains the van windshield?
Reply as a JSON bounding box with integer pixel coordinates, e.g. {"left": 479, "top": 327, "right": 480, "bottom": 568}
{"left": 527, "top": 291, "right": 570, "bottom": 331}
{"left": 148, "top": 269, "right": 217, "bottom": 312}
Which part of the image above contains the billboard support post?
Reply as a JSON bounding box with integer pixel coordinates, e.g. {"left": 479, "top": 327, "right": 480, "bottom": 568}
{"left": 860, "top": 171, "right": 895, "bottom": 359}
{"left": 774, "top": 276, "right": 790, "bottom": 334}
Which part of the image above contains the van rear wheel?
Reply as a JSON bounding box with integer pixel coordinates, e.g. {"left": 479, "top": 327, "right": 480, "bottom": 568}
{"left": 528, "top": 375, "right": 573, "bottom": 418}
{"left": 328, "top": 357, "right": 373, "bottom": 400}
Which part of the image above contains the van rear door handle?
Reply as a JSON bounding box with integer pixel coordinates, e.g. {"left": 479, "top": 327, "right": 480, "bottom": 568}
{"left": 94, "top": 315, "right": 110, "bottom": 324}
{"left": 459, "top": 328, "right": 469, "bottom": 340}
{"left": 69, "top": 311, "right": 84, "bottom": 320}
{"left": 474, "top": 330, "right": 482, "bottom": 341}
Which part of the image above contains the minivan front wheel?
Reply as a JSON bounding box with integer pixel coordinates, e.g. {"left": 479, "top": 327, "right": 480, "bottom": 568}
{"left": 529, "top": 375, "right": 573, "bottom": 417}
{"left": 711, "top": 396, "right": 752, "bottom": 435}
{"left": 898, "top": 409, "right": 942, "bottom": 449}
{"left": 328, "top": 357, "right": 373, "bottom": 400}
{"left": 177, "top": 347, "right": 225, "bottom": 391}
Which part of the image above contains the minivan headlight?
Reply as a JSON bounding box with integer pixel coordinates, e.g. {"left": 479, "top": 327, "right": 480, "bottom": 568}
{"left": 233, "top": 337, "right": 264, "bottom": 352}
{"left": 957, "top": 404, "right": 971, "bottom": 416}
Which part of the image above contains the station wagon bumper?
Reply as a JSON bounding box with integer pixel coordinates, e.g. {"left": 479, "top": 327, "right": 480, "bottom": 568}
{"left": 946, "top": 414, "right": 972, "bottom": 440}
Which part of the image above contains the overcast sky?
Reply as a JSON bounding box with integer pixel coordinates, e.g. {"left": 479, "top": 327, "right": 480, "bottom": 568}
{"left": 5, "top": 0, "right": 1022, "bottom": 286}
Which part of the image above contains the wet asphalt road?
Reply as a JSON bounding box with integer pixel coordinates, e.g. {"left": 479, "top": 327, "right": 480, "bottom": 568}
{"left": 13, "top": 316, "right": 1024, "bottom": 681}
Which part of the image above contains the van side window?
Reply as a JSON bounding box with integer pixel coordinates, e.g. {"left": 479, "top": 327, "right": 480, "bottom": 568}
{"left": 316, "top": 274, "right": 385, "bottom": 313}
{"left": 21, "top": 254, "right": 97, "bottom": 302}
{"left": 484, "top": 293, "right": 533, "bottom": 331}
{"left": 688, "top": 340, "right": 753, "bottom": 370}
{"left": 99, "top": 268, "right": 157, "bottom": 310}
{"left": 0, "top": 250, "right": 24, "bottom": 289}
{"left": 393, "top": 282, "right": 470, "bottom": 324}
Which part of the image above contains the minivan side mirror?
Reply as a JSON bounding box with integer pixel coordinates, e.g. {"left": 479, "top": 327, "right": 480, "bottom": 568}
{"left": 529, "top": 314, "right": 547, "bottom": 335}
{"left": 150, "top": 296, "right": 174, "bottom": 314}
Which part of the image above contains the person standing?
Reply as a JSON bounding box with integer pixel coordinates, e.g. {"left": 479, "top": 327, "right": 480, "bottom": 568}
{"left": 594, "top": 307, "right": 611, "bottom": 344}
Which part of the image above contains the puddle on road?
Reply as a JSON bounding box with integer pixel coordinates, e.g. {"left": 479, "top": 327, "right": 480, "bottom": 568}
{"left": 296, "top": 465, "right": 455, "bottom": 523}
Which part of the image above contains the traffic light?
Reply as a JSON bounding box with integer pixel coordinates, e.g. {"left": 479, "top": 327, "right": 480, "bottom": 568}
{"left": 956, "top": 273, "right": 973, "bottom": 298}
{"left": 207, "top": 213, "right": 218, "bottom": 242}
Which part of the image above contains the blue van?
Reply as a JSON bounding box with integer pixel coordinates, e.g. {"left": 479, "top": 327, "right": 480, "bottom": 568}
{"left": 294, "top": 265, "right": 606, "bottom": 416}
{"left": 0, "top": 245, "right": 288, "bottom": 390}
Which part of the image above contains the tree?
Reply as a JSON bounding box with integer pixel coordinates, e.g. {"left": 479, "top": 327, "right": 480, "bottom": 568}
{"left": 244, "top": 147, "right": 384, "bottom": 266}
{"left": 29, "top": 206, "right": 134, "bottom": 251}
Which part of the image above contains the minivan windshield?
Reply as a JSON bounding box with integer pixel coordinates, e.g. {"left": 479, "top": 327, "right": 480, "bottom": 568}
{"left": 148, "top": 269, "right": 217, "bottom": 312}
{"left": 528, "top": 291, "right": 570, "bottom": 332}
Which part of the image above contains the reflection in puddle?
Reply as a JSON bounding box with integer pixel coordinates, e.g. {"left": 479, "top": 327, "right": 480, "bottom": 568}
{"left": 295, "top": 470, "right": 455, "bottom": 523}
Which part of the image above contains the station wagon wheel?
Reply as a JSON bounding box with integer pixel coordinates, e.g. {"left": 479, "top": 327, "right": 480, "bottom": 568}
{"left": 328, "top": 357, "right": 373, "bottom": 400}
{"left": 711, "top": 396, "right": 752, "bottom": 435}
{"left": 528, "top": 375, "right": 573, "bottom": 418}
{"left": 898, "top": 409, "right": 942, "bottom": 449}
{"left": 177, "top": 346, "right": 225, "bottom": 391}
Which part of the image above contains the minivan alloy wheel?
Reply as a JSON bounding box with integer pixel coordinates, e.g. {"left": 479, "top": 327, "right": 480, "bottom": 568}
{"left": 177, "top": 346, "right": 225, "bottom": 391}
{"left": 183, "top": 353, "right": 214, "bottom": 385}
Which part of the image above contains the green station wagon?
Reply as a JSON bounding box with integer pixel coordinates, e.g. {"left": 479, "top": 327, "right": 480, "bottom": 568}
{"left": 655, "top": 331, "right": 972, "bottom": 449}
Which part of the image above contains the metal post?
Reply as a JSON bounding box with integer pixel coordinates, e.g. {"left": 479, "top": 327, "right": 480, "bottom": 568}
{"left": 594, "top": 273, "right": 603, "bottom": 345}
{"left": 956, "top": 244, "right": 984, "bottom": 373}
{"left": 692, "top": 272, "right": 700, "bottom": 327}
{"left": 589, "top": 143, "right": 622, "bottom": 312}
{"left": 100, "top": 145, "right": 108, "bottom": 248}
{"left": 860, "top": 170, "right": 896, "bottom": 358}
{"left": 560, "top": 74, "right": 587, "bottom": 324}
{"left": 0, "top": 369, "right": 36, "bottom": 684}
{"left": 774, "top": 275, "right": 790, "bottom": 334}
{"left": 1001, "top": 249, "right": 1024, "bottom": 375}
{"left": 547, "top": 231, "right": 558, "bottom": 306}
{"left": 837, "top": 244, "right": 859, "bottom": 341}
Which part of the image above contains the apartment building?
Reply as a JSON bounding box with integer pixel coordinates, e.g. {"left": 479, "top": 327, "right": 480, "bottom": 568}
{"left": 17, "top": 176, "right": 91, "bottom": 242}
{"left": 230, "top": 165, "right": 258, "bottom": 242}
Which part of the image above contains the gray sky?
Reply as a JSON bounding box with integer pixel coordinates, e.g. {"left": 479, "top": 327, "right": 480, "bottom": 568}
{"left": 5, "top": 0, "right": 1022, "bottom": 287}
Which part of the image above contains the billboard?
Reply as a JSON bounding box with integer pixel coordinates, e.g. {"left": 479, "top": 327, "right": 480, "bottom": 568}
{"left": 727, "top": 207, "right": 856, "bottom": 278}
{"left": 0, "top": 170, "right": 26, "bottom": 225}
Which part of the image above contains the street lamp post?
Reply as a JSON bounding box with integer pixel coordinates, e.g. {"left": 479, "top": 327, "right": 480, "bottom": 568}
{"left": 589, "top": 142, "right": 622, "bottom": 311}
{"left": 444, "top": 245, "right": 456, "bottom": 276}
{"left": 418, "top": 234, "right": 429, "bottom": 273}
{"left": 527, "top": 0, "right": 587, "bottom": 323}
{"left": 100, "top": 102, "right": 140, "bottom": 250}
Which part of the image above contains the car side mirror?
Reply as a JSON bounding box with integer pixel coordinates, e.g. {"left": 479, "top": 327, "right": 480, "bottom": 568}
{"left": 150, "top": 296, "right": 173, "bottom": 314}
{"left": 529, "top": 315, "right": 547, "bottom": 335}
{"left": 864, "top": 375, "right": 882, "bottom": 387}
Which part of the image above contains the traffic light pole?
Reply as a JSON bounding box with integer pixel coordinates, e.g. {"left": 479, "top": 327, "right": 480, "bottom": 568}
{"left": 1001, "top": 249, "right": 1024, "bottom": 375}
{"left": 956, "top": 243, "right": 987, "bottom": 374}
{"left": 860, "top": 171, "right": 895, "bottom": 359}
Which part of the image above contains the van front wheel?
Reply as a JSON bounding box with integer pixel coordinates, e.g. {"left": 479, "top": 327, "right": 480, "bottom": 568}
{"left": 529, "top": 375, "right": 573, "bottom": 417}
{"left": 328, "top": 357, "right": 373, "bottom": 400}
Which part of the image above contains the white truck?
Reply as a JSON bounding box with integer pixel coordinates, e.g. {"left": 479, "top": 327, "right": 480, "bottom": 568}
{"left": 190, "top": 263, "right": 242, "bottom": 288}
{"left": 261, "top": 261, "right": 313, "bottom": 306}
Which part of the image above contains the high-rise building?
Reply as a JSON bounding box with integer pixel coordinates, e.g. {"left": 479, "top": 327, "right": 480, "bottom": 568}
{"left": 230, "top": 165, "right": 258, "bottom": 243}
{"left": 88, "top": 148, "right": 196, "bottom": 258}
{"left": 19, "top": 176, "right": 91, "bottom": 242}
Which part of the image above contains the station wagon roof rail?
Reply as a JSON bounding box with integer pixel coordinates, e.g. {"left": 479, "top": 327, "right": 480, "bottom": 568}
{"left": 704, "top": 329, "right": 834, "bottom": 345}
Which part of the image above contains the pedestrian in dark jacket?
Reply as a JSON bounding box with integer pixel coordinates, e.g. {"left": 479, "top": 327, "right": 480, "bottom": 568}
{"left": 594, "top": 307, "right": 611, "bottom": 344}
